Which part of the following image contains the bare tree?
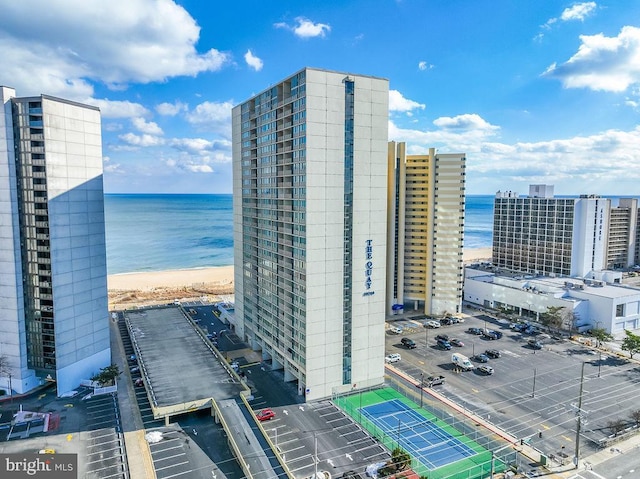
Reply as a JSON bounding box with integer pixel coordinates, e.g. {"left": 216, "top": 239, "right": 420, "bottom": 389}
{"left": 606, "top": 419, "right": 627, "bottom": 437}
{"left": 630, "top": 409, "right": 640, "bottom": 427}
{"left": 0, "top": 354, "right": 10, "bottom": 376}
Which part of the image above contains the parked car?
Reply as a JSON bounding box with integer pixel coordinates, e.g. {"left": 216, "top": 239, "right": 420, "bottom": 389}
{"left": 388, "top": 326, "right": 402, "bottom": 335}
{"left": 477, "top": 365, "right": 494, "bottom": 375}
{"left": 435, "top": 334, "right": 449, "bottom": 342}
{"left": 134, "top": 378, "right": 144, "bottom": 387}
{"left": 485, "top": 349, "right": 501, "bottom": 358}
{"left": 482, "top": 330, "right": 500, "bottom": 340}
{"left": 527, "top": 339, "right": 543, "bottom": 350}
{"left": 450, "top": 338, "right": 464, "bottom": 347}
{"left": 424, "top": 375, "right": 446, "bottom": 387}
{"left": 256, "top": 408, "right": 276, "bottom": 421}
{"left": 385, "top": 353, "right": 401, "bottom": 363}
{"left": 467, "top": 327, "right": 483, "bottom": 335}
{"left": 425, "top": 320, "right": 441, "bottom": 329}
{"left": 401, "top": 337, "right": 417, "bottom": 349}
{"left": 440, "top": 317, "right": 454, "bottom": 326}
{"left": 437, "top": 339, "right": 452, "bottom": 350}
{"left": 473, "top": 353, "right": 490, "bottom": 363}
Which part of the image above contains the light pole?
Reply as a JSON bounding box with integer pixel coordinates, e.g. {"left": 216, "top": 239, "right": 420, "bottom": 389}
{"left": 531, "top": 369, "right": 537, "bottom": 398}
{"left": 419, "top": 373, "right": 424, "bottom": 408}
{"left": 598, "top": 350, "right": 602, "bottom": 378}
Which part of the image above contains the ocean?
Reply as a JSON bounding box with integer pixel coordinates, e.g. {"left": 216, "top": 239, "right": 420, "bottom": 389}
{"left": 104, "top": 194, "right": 494, "bottom": 275}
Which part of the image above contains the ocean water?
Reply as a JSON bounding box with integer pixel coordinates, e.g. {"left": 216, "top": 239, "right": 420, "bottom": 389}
{"left": 104, "top": 194, "right": 494, "bottom": 275}
{"left": 104, "top": 194, "right": 234, "bottom": 275}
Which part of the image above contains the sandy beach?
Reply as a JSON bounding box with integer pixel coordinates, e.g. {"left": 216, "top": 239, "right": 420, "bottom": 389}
{"left": 107, "top": 247, "right": 492, "bottom": 296}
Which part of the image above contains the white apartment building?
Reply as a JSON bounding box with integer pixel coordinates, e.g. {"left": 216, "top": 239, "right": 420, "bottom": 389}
{"left": 0, "top": 87, "right": 110, "bottom": 396}
{"left": 386, "top": 142, "right": 465, "bottom": 316}
{"left": 232, "top": 68, "right": 389, "bottom": 400}
{"left": 493, "top": 185, "right": 612, "bottom": 277}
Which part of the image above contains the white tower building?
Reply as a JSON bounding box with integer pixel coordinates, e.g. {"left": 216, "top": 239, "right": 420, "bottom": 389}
{"left": 0, "top": 87, "right": 110, "bottom": 396}
{"left": 232, "top": 68, "right": 389, "bottom": 400}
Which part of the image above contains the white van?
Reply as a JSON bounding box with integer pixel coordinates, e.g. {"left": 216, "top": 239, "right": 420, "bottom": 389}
{"left": 452, "top": 353, "right": 473, "bottom": 371}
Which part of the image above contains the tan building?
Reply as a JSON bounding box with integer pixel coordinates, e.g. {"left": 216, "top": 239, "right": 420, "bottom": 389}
{"left": 386, "top": 142, "right": 465, "bottom": 316}
{"left": 606, "top": 198, "right": 638, "bottom": 269}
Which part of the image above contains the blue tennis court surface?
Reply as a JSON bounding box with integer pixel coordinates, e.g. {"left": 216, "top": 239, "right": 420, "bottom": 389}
{"left": 361, "top": 399, "right": 477, "bottom": 469}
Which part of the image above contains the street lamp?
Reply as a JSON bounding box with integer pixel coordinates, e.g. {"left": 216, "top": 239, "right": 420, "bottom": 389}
{"left": 419, "top": 373, "right": 424, "bottom": 407}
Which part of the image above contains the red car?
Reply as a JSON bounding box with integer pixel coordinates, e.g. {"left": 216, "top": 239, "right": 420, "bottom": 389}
{"left": 256, "top": 408, "right": 276, "bottom": 421}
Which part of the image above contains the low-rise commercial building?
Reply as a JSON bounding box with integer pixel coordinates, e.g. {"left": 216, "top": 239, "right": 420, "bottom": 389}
{"left": 464, "top": 266, "right": 640, "bottom": 338}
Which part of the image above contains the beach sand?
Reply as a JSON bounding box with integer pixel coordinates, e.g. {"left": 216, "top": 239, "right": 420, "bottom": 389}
{"left": 107, "top": 247, "right": 492, "bottom": 308}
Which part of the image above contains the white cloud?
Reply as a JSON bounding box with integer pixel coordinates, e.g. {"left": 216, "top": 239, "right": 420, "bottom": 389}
{"left": 561, "top": 2, "right": 597, "bottom": 22}
{"left": 433, "top": 113, "right": 499, "bottom": 132}
{"left": 418, "top": 61, "right": 434, "bottom": 71}
{"left": 0, "top": 0, "right": 230, "bottom": 99}
{"left": 244, "top": 50, "right": 264, "bottom": 71}
{"left": 86, "top": 98, "right": 150, "bottom": 119}
{"left": 390, "top": 117, "right": 640, "bottom": 194}
{"left": 185, "top": 100, "right": 234, "bottom": 137}
{"left": 156, "top": 101, "right": 187, "bottom": 116}
{"left": 132, "top": 117, "right": 163, "bottom": 135}
{"left": 389, "top": 90, "right": 425, "bottom": 113}
{"left": 537, "top": 2, "right": 597, "bottom": 40}
{"left": 119, "top": 132, "right": 165, "bottom": 147}
{"left": 275, "top": 17, "right": 330, "bottom": 39}
{"left": 543, "top": 26, "right": 640, "bottom": 92}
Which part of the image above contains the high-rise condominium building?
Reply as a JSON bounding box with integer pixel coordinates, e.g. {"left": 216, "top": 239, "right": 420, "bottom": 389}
{"left": 491, "top": 185, "right": 638, "bottom": 277}
{"left": 232, "top": 68, "right": 389, "bottom": 400}
{"left": 606, "top": 198, "right": 638, "bottom": 270}
{"left": 386, "top": 142, "right": 465, "bottom": 316}
{"left": 0, "top": 87, "right": 110, "bottom": 396}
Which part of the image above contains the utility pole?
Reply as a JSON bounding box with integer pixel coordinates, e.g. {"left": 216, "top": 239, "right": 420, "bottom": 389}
{"left": 573, "top": 362, "right": 587, "bottom": 469}
{"left": 531, "top": 368, "right": 537, "bottom": 398}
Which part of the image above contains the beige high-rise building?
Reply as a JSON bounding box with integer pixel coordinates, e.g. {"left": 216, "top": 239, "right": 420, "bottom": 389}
{"left": 386, "top": 142, "right": 466, "bottom": 316}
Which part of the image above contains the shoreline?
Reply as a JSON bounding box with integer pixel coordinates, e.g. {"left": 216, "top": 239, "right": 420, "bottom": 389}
{"left": 107, "top": 247, "right": 493, "bottom": 291}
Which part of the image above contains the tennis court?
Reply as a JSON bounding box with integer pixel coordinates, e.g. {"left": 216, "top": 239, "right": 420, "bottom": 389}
{"left": 334, "top": 387, "right": 504, "bottom": 479}
{"left": 361, "top": 399, "right": 476, "bottom": 468}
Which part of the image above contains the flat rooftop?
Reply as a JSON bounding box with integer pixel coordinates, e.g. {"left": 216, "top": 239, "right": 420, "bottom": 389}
{"left": 124, "top": 306, "right": 246, "bottom": 416}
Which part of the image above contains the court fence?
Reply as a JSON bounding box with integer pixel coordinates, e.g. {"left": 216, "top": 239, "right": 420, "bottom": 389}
{"left": 333, "top": 383, "right": 518, "bottom": 479}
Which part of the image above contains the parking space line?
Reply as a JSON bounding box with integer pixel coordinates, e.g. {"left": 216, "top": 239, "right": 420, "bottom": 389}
{"left": 160, "top": 469, "right": 194, "bottom": 479}
{"left": 88, "top": 439, "right": 120, "bottom": 449}
{"left": 154, "top": 453, "right": 187, "bottom": 462}
{"left": 285, "top": 454, "right": 313, "bottom": 465}
{"left": 152, "top": 445, "right": 184, "bottom": 454}
{"left": 154, "top": 461, "right": 190, "bottom": 472}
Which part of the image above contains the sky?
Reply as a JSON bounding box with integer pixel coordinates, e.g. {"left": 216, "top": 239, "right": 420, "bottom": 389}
{"left": 1, "top": 0, "right": 640, "bottom": 195}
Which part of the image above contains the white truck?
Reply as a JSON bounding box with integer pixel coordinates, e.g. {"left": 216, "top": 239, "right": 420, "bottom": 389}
{"left": 452, "top": 353, "right": 473, "bottom": 371}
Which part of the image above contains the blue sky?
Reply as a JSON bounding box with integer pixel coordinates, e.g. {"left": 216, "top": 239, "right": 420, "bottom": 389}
{"left": 2, "top": 1, "right": 640, "bottom": 195}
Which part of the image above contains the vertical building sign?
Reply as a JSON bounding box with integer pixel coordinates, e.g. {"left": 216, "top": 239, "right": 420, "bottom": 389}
{"left": 364, "top": 239, "right": 374, "bottom": 296}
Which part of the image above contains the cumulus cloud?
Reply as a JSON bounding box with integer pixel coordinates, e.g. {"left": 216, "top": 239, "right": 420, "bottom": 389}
{"left": 537, "top": 2, "right": 597, "bottom": 40}
{"left": 389, "top": 90, "right": 425, "bottom": 113}
{"left": 275, "top": 17, "right": 330, "bottom": 38}
{"left": 561, "top": 2, "right": 597, "bottom": 21}
{"left": 390, "top": 117, "right": 640, "bottom": 193}
{"left": 433, "top": 113, "right": 499, "bottom": 131}
{"left": 0, "top": 0, "right": 230, "bottom": 99}
{"left": 185, "top": 100, "right": 234, "bottom": 137}
{"left": 418, "top": 61, "right": 434, "bottom": 71}
{"left": 86, "top": 98, "right": 150, "bottom": 119}
{"left": 119, "top": 132, "right": 165, "bottom": 147}
{"left": 543, "top": 26, "right": 640, "bottom": 92}
{"left": 244, "top": 50, "right": 264, "bottom": 71}
{"left": 156, "top": 101, "right": 188, "bottom": 116}
{"left": 132, "top": 117, "right": 163, "bottom": 135}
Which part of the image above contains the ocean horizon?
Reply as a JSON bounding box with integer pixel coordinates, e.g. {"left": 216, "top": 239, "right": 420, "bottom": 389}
{"left": 104, "top": 193, "right": 495, "bottom": 275}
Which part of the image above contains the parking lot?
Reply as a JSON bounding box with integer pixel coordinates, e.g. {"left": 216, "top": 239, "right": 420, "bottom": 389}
{"left": 386, "top": 311, "right": 640, "bottom": 465}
